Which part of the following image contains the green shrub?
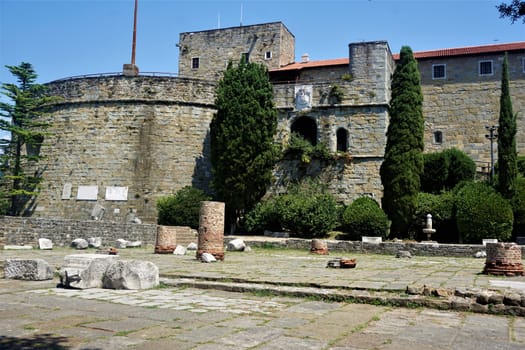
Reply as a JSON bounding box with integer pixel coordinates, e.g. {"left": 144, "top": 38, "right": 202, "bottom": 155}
{"left": 245, "top": 179, "right": 338, "bottom": 238}
{"left": 284, "top": 132, "right": 332, "bottom": 164}
{"left": 341, "top": 197, "right": 389, "bottom": 240}
{"left": 517, "top": 155, "right": 525, "bottom": 177}
{"left": 455, "top": 182, "right": 513, "bottom": 243}
{"left": 415, "top": 191, "right": 457, "bottom": 242}
{"left": 243, "top": 199, "right": 281, "bottom": 234}
{"left": 156, "top": 186, "right": 211, "bottom": 228}
{"left": 277, "top": 191, "right": 338, "bottom": 238}
{"left": 0, "top": 190, "right": 8, "bottom": 215}
{"left": 510, "top": 176, "right": 525, "bottom": 237}
{"left": 421, "top": 152, "right": 449, "bottom": 194}
{"left": 421, "top": 148, "right": 475, "bottom": 194}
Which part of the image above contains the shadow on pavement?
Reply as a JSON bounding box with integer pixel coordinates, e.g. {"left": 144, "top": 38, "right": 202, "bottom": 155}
{"left": 0, "top": 333, "right": 81, "bottom": 350}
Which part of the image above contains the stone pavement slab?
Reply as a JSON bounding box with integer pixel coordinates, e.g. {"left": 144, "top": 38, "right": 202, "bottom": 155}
{"left": 0, "top": 282, "right": 523, "bottom": 349}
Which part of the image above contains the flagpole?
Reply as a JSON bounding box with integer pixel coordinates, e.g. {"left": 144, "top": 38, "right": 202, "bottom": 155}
{"left": 131, "top": 0, "right": 138, "bottom": 66}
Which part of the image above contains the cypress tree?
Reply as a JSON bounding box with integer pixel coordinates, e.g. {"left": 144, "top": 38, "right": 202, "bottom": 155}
{"left": 497, "top": 53, "right": 518, "bottom": 199}
{"left": 380, "top": 46, "right": 425, "bottom": 237}
{"left": 210, "top": 59, "right": 279, "bottom": 232}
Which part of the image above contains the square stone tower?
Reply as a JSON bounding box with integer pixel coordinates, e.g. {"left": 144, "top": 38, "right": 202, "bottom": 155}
{"left": 178, "top": 22, "right": 295, "bottom": 80}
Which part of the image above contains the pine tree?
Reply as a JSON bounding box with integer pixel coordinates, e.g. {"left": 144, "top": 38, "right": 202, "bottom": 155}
{"left": 380, "top": 46, "right": 425, "bottom": 237}
{"left": 210, "top": 59, "right": 279, "bottom": 232}
{"left": 497, "top": 53, "right": 518, "bottom": 199}
{"left": 0, "top": 62, "right": 58, "bottom": 215}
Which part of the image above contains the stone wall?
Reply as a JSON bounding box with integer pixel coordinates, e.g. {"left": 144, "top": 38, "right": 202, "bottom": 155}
{"left": 35, "top": 76, "right": 217, "bottom": 223}
{"left": 2, "top": 216, "right": 523, "bottom": 258}
{"left": 178, "top": 22, "right": 295, "bottom": 80}
{"left": 232, "top": 237, "right": 525, "bottom": 257}
{"left": 418, "top": 51, "right": 525, "bottom": 163}
{"left": 0, "top": 216, "right": 157, "bottom": 247}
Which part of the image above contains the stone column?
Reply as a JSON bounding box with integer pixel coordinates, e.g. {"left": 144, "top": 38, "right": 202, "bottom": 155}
{"left": 197, "top": 201, "right": 225, "bottom": 261}
{"left": 483, "top": 242, "right": 524, "bottom": 276}
{"left": 155, "top": 225, "right": 177, "bottom": 254}
{"left": 310, "top": 239, "right": 329, "bottom": 255}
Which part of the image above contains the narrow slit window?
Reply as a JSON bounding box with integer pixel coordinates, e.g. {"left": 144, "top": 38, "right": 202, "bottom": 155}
{"left": 336, "top": 128, "right": 349, "bottom": 152}
{"left": 433, "top": 131, "right": 443, "bottom": 144}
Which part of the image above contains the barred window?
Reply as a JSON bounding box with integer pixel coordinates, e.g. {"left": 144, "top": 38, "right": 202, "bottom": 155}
{"left": 432, "top": 64, "right": 446, "bottom": 79}
{"left": 191, "top": 57, "right": 200, "bottom": 69}
{"left": 479, "top": 60, "right": 493, "bottom": 76}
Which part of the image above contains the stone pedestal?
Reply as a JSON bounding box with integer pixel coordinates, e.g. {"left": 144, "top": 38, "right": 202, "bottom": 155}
{"left": 123, "top": 64, "right": 139, "bottom": 76}
{"left": 310, "top": 239, "right": 329, "bottom": 255}
{"left": 483, "top": 243, "right": 524, "bottom": 276}
{"left": 197, "top": 201, "right": 225, "bottom": 261}
{"left": 155, "top": 225, "right": 177, "bottom": 254}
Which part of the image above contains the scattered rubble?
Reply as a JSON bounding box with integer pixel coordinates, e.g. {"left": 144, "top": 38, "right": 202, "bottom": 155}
{"left": 38, "top": 238, "right": 53, "bottom": 250}
{"left": 326, "top": 257, "right": 356, "bottom": 268}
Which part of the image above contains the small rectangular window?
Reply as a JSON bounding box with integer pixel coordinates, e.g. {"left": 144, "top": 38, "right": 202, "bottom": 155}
{"left": 479, "top": 60, "right": 493, "bottom": 76}
{"left": 432, "top": 64, "right": 446, "bottom": 79}
{"left": 433, "top": 131, "right": 443, "bottom": 144}
{"left": 265, "top": 51, "right": 272, "bottom": 60}
{"left": 191, "top": 57, "right": 200, "bottom": 69}
{"left": 241, "top": 52, "right": 249, "bottom": 62}
{"left": 522, "top": 58, "right": 525, "bottom": 73}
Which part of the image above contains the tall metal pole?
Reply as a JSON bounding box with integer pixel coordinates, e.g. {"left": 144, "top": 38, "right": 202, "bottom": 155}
{"left": 131, "top": 0, "right": 138, "bottom": 66}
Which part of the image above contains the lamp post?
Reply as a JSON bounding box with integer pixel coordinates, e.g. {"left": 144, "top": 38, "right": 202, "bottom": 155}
{"left": 485, "top": 125, "right": 498, "bottom": 184}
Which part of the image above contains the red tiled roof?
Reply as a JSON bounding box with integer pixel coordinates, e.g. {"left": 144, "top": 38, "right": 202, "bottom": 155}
{"left": 270, "top": 42, "right": 525, "bottom": 72}
{"left": 271, "top": 58, "right": 349, "bottom": 72}
{"left": 394, "top": 41, "right": 525, "bottom": 60}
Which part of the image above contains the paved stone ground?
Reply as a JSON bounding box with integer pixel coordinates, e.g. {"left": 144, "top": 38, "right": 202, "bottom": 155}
{"left": 1, "top": 243, "right": 525, "bottom": 349}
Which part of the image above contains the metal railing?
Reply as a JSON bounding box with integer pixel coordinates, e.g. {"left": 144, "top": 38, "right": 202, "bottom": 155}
{"left": 48, "top": 71, "right": 179, "bottom": 83}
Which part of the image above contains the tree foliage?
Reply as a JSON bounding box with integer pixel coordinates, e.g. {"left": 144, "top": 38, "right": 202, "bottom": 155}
{"left": 380, "top": 46, "right": 424, "bottom": 237}
{"left": 156, "top": 186, "right": 211, "bottom": 228}
{"left": 455, "top": 182, "right": 513, "bottom": 243}
{"left": 497, "top": 54, "right": 518, "bottom": 199}
{"left": 0, "top": 62, "right": 58, "bottom": 215}
{"left": 210, "top": 59, "right": 279, "bottom": 230}
{"left": 497, "top": 0, "right": 525, "bottom": 23}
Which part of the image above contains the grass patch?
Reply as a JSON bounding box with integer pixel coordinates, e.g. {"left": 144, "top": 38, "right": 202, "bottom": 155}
{"left": 115, "top": 330, "right": 134, "bottom": 336}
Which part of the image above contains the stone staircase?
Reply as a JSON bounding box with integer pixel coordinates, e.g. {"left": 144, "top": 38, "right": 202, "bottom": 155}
{"left": 175, "top": 226, "right": 198, "bottom": 247}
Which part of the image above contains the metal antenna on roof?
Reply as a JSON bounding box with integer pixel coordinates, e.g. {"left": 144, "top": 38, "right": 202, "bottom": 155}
{"left": 240, "top": 2, "right": 243, "bottom": 26}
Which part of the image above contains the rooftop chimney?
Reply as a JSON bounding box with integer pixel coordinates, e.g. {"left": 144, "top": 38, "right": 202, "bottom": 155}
{"left": 301, "top": 53, "right": 310, "bottom": 63}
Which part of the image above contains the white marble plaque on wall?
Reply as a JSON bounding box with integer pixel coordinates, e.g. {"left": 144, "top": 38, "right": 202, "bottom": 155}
{"left": 77, "top": 186, "right": 98, "bottom": 200}
{"left": 62, "top": 183, "right": 72, "bottom": 200}
{"left": 294, "top": 85, "right": 313, "bottom": 111}
{"left": 105, "top": 186, "right": 128, "bottom": 201}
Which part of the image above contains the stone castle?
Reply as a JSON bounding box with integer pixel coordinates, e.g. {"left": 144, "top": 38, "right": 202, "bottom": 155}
{"left": 28, "top": 22, "right": 524, "bottom": 223}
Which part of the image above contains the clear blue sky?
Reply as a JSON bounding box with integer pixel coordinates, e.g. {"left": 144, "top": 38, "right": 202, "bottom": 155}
{"left": 0, "top": 0, "right": 524, "bottom": 84}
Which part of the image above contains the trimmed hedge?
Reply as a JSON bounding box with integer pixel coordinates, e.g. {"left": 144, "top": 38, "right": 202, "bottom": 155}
{"left": 455, "top": 182, "right": 513, "bottom": 243}
{"left": 341, "top": 197, "right": 389, "bottom": 240}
